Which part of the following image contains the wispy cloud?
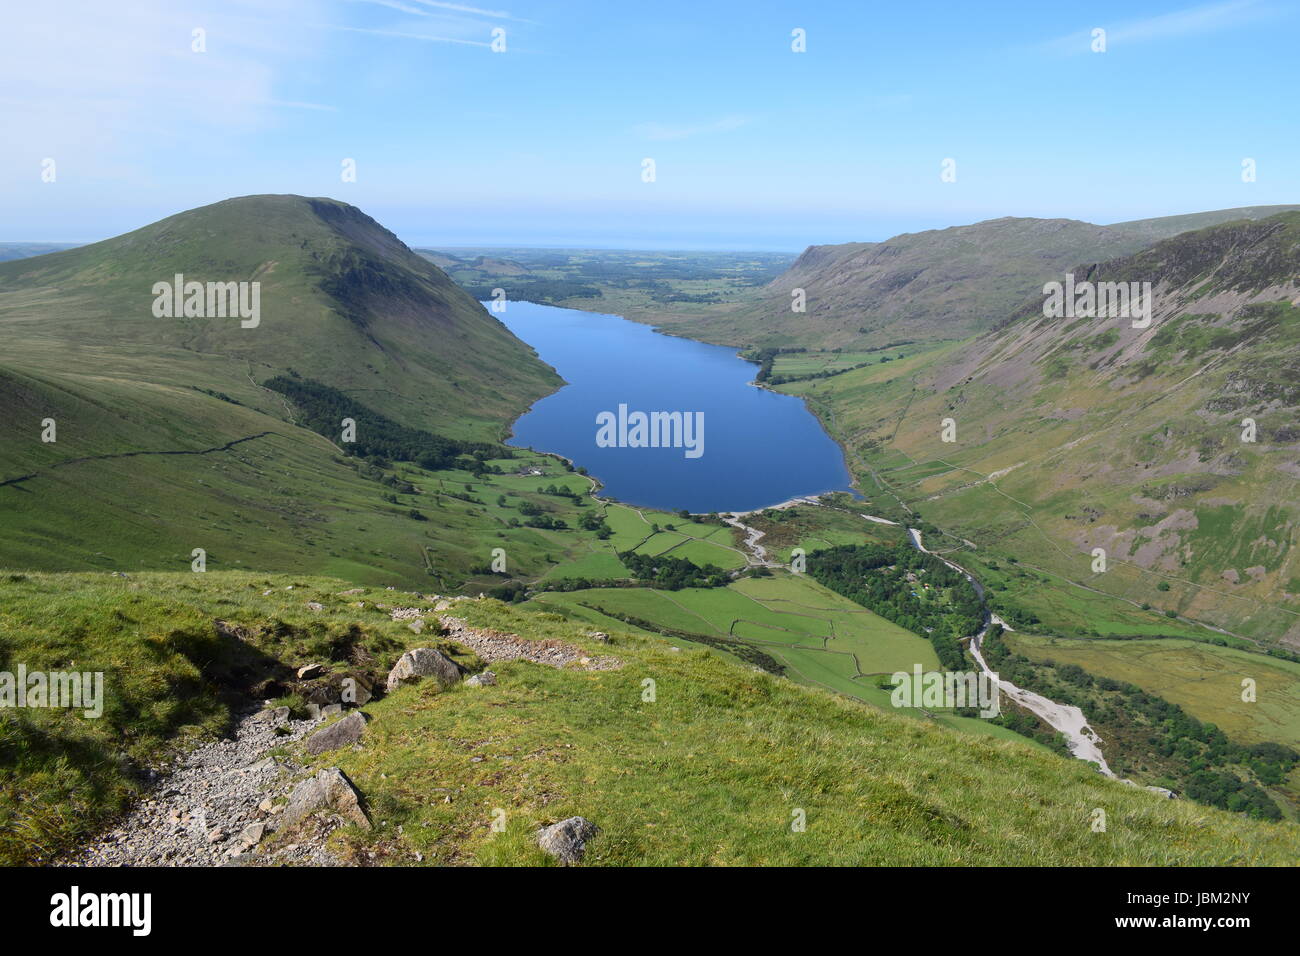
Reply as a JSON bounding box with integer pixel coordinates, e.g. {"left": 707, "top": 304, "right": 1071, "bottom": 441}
{"left": 311, "top": 22, "right": 491, "bottom": 46}
{"left": 408, "top": 0, "right": 527, "bottom": 20}
{"left": 349, "top": 0, "right": 431, "bottom": 15}
{"left": 1043, "top": 0, "right": 1280, "bottom": 53}
{"left": 632, "top": 115, "right": 751, "bottom": 142}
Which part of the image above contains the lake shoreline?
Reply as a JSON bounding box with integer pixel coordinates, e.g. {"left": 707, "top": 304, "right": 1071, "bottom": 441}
{"left": 495, "top": 300, "right": 856, "bottom": 513}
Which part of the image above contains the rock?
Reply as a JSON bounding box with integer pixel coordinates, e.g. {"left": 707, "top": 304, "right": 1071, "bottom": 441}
{"left": 206, "top": 827, "right": 226, "bottom": 844}
{"left": 297, "top": 663, "right": 327, "bottom": 680}
{"left": 408, "top": 619, "right": 425, "bottom": 634}
{"left": 227, "top": 822, "right": 265, "bottom": 856}
{"left": 1145, "top": 786, "right": 1178, "bottom": 799}
{"left": 305, "top": 601, "right": 325, "bottom": 612}
{"left": 465, "top": 670, "right": 497, "bottom": 687}
{"left": 305, "top": 703, "right": 322, "bottom": 720}
{"left": 386, "top": 647, "right": 464, "bottom": 692}
{"left": 300, "top": 671, "right": 374, "bottom": 707}
{"left": 536, "top": 816, "right": 599, "bottom": 864}
{"left": 341, "top": 675, "right": 373, "bottom": 707}
{"left": 258, "top": 799, "right": 275, "bottom": 813}
{"left": 321, "top": 703, "right": 342, "bottom": 717}
{"left": 305, "top": 712, "right": 366, "bottom": 754}
{"left": 259, "top": 705, "right": 291, "bottom": 725}
{"left": 586, "top": 631, "right": 610, "bottom": 643}
{"left": 243, "top": 756, "right": 279, "bottom": 774}
{"left": 282, "top": 768, "right": 371, "bottom": 829}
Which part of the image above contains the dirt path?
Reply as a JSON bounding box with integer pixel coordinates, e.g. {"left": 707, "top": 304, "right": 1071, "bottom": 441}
{"left": 66, "top": 708, "right": 343, "bottom": 867}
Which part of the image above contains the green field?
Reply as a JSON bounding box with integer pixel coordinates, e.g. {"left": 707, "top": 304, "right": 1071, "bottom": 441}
{"left": 525, "top": 573, "right": 1035, "bottom": 746}
{"left": 1010, "top": 634, "right": 1300, "bottom": 747}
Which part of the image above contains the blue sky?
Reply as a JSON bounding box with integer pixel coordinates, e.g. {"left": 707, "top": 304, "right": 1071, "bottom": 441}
{"left": 3, "top": 0, "right": 1298, "bottom": 249}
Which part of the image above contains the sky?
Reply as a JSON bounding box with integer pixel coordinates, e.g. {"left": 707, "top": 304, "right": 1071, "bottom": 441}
{"left": 2, "top": 0, "right": 1298, "bottom": 250}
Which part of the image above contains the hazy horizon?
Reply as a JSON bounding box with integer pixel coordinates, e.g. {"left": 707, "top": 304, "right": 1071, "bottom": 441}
{"left": 5, "top": 0, "right": 1299, "bottom": 250}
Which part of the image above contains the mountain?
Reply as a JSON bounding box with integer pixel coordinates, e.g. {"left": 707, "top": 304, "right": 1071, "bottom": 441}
{"left": 0, "top": 242, "right": 80, "bottom": 262}
{"left": 785, "top": 210, "right": 1300, "bottom": 646}
{"left": 647, "top": 205, "right": 1300, "bottom": 350}
{"left": 0, "top": 195, "right": 558, "bottom": 439}
{"left": 0, "top": 195, "right": 560, "bottom": 577}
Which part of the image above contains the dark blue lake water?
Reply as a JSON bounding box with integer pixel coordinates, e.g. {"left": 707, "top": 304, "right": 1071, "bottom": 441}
{"left": 495, "top": 301, "right": 855, "bottom": 513}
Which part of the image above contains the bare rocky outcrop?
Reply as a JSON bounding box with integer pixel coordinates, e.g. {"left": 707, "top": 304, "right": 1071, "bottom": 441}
{"left": 305, "top": 711, "right": 366, "bottom": 754}
{"left": 386, "top": 647, "right": 464, "bottom": 692}
{"left": 537, "top": 816, "right": 599, "bottom": 864}
{"left": 282, "top": 767, "right": 371, "bottom": 830}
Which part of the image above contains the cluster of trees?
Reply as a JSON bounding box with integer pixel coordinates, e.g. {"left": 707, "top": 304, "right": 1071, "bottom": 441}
{"left": 981, "top": 627, "right": 1298, "bottom": 820}
{"left": 749, "top": 347, "right": 808, "bottom": 384}
{"left": 537, "top": 483, "right": 583, "bottom": 502}
{"left": 524, "top": 515, "right": 568, "bottom": 530}
{"left": 763, "top": 362, "right": 873, "bottom": 387}
{"left": 579, "top": 511, "right": 613, "bottom": 538}
{"left": 806, "top": 544, "right": 981, "bottom": 670}
{"left": 618, "top": 552, "right": 730, "bottom": 590}
{"left": 265, "top": 375, "right": 502, "bottom": 469}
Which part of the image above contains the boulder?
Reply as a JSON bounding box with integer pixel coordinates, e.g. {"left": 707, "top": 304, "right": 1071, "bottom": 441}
{"left": 386, "top": 647, "right": 464, "bottom": 692}
{"left": 305, "top": 712, "right": 366, "bottom": 754}
{"left": 227, "top": 822, "right": 265, "bottom": 856}
{"left": 281, "top": 768, "right": 371, "bottom": 829}
{"left": 296, "top": 663, "right": 327, "bottom": 680}
{"left": 465, "top": 670, "right": 497, "bottom": 687}
{"left": 536, "top": 816, "right": 599, "bottom": 864}
{"left": 261, "top": 705, "right": 291, "bottom": 725}
{"left": 301, "top": 671, "right": 374, "bottom": 707}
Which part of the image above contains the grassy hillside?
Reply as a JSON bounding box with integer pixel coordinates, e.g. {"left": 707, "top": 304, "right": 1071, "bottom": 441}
{"left": 0, "top": 195, "right": 559, "bottom": 439}
{"left": 761, "top": 212, "right": 1300, "bottom": 804}
{"left": 630, "top": 205, "right": 1300, "bottom": 350}
{"left": 4, "top": 570, "right": 1298, "bottom": 866}
{"left": 782, "top": 212, "right": 1300, "bottom": 643}
{"left": 0, "top": 196, "right": 569, "bottom": 580}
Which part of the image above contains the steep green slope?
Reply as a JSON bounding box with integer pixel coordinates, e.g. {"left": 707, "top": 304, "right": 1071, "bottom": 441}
{"left": 4, "top": 570, "right": 1297, "bottom": 866}
{"left": 0, "top": 196, "right": 565, "bottom": 577}
{"left": 784, "top": 211, "right": 1300, "bottom": 649}
{"left": 0, "top": 195, "right": 559, "bottom": 439}
{"left": 649, "top": 205, "right": 1300, "bottom": 350}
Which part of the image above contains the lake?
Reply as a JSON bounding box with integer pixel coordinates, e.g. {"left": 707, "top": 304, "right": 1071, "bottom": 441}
{"left": 495, "top": 301, "right": 855, "bottom": 513}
